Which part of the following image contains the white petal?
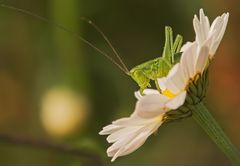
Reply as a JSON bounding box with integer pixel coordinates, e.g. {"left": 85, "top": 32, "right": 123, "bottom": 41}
{"left": 164, "top": 66, "right": 181, "bottom": 93}
{"left": 107, "top": 131, "right": 137, "bottom": 157}
{"left": 193, "top": 10, "right": 211, "bottom": 45}
{"left": 143, "top": 89, "right": 160, "bottom": 95}
{"left": 209, "top": 16, "right": 223, "bottom": 36}
{"left": 165, "top": 91, "right": 187, "bottom": 109}
{"left": 199, "top": 9, "right": 210, "bottom": 38}
{"left": 181, "top": 42, "right": 194, "bottom": 52}
{"left": 193, "top": 14, "right": 203, "bottom": 44}
{"left": 180, "top": 42, "right": 198, "bottom": 78}
{"left": 108, "top": 147, "right": 123, "bottom": 160}
{"left": 195, "top": 46, "right": 209, "bottom": 73}
{"left": 209, "top": 13, "right": 229, "bottom": 57}
{"left": 111, "top": 147, "right": 125, "bottom": 162}
{"left": 158, "top": 77, "right": 167, "bottom": 91}
{"left": 107, "top": 124, "right": 144, "bottom": 156}
{"left": 134, "top": 91, "right": 142, "bottom": 100}
{"left": 165, "top": 63, "right": 187, "bottom": 93}
{"left": 99, "top": 124, "right": 123, "bottom": 135}
{"left": 107, "top": 126, "right": 140, "bottom": 143}
{"left": 118, "top": 130, "right": 151, "bottom": 156}
{"left": 112, "top": 115, "right": 152, "bottom": 126}
{"left": 134, "top": 89, "right": 159, "bottom": 100}
{"left": 135, "top": 94, "right": 169, "bottom": 118}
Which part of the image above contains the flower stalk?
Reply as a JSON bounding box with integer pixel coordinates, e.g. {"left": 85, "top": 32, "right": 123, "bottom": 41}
{"left": 191, "top": 103, "right": 240, "bottom": 166}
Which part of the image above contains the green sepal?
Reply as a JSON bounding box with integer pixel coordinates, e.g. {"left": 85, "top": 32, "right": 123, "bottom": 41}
{"left": 178, "top": 105, "right": 190, "bottom": 113}
{"left": 185, "top": 95, "right": 194, "bottom": 105}
{"left": 189, "top": 92, "right": 200, "bottom": 104}
{"left": 188, "top": 82, "right": 198, "bottom": 96}
{"left": 197, "top": 78, "right": 203, "bottom": 97}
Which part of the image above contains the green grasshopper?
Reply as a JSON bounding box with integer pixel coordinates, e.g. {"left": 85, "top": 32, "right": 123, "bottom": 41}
{"left": 1, "top": 4, "right": 183, "bottom": 94}
{"left": 128, "top": 26, "right": 183, "bottom": 94}
{"left": 86, "top": 25, "right": 184, "bottom": 94}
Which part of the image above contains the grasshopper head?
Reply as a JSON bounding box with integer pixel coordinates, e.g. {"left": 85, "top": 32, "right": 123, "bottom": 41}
{"left": 129, "top": 68, "right": 150, "bottom": 94}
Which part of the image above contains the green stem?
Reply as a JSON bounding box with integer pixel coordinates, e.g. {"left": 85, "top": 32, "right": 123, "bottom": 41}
{"left": 191, "top": 102, "right": 240, "bottom": 165}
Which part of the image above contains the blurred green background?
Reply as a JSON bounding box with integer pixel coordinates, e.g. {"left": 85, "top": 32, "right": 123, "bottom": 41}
{"left": 0, "top": 0, "right": 239, "bottom": 165}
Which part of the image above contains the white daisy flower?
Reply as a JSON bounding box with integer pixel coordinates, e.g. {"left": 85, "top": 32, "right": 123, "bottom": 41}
{"left": 99, "top": 89, "right": 186, "bottom": 162}
{"left": 99, "top": 9, "right": 229, "bottom": 162}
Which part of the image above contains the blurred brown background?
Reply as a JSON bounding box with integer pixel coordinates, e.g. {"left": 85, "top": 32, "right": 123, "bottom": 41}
{"left": 0, "top": 0, "right": 239, "bottom": 165}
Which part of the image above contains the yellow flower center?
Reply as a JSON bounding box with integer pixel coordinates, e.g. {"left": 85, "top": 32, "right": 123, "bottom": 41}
{"left": 162, "top": 89, "right": 177, "bottom": 98}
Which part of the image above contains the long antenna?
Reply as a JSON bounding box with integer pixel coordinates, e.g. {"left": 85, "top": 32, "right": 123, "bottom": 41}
{"left": 80, "top": 17, "right": 129, "bottom": 73}
{"left": 0, "top": 3, "right": 129, "bottom": 74}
